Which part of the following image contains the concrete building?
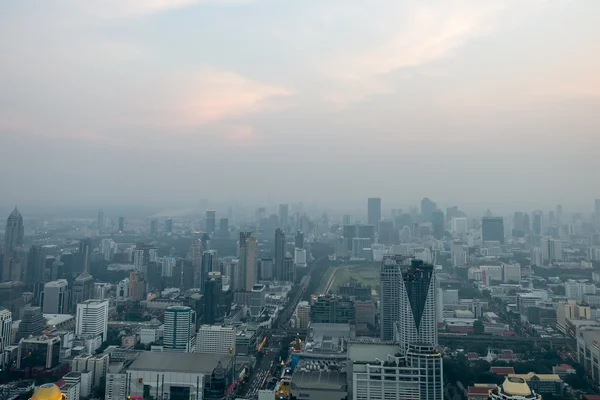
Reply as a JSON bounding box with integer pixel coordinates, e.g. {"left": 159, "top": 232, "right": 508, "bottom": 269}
{"left": 294, "top": 301, "right": 310, "bottom": 329}
{"left": 502, "top": 264, "right": 522, "bottom": 284}
{"left": 489, "top": 376, "right": 542, "bottom": 400}
{"left": 0, "top": 307, "right": 11, "bottom": 366}
{"left": 42, "top": 279, "right": 69, "bottom": 314}
{"left": 163, "top": 306, "right": 196, "bottom": 352}
{"left": 76, "top": 299, "right": 109, "bottom": 341}
{"left": 239, "top": 232, "right": 258, "bottom": 291}
{"left": 196, "top": 325, "right": 235, "bottom": 355}
{"left": 17, "top": 335, "right": 61, "bottom": 369}
{"left": 250, "top": 284, "right": 266, "bottom": 317}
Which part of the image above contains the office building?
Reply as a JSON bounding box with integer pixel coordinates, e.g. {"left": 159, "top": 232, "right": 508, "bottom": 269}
{"left": 97, "top": 209, "right": 104, "bottom": 233}
{"left": 118, "top": 216, "right": 125, "bottom": 232}
{"left": 502, "top": 263, "right": 522, "bottom": 284}
{"left": 378, "top": 220, "right": 395, "bottom": 245}
{"left": 421, "top": 198, "right": 437, "bottom": 222}
{"left": 259, "top": 257, "right": 273, "bottom": 280}
{"left": 17, "top": 335, "right": 61, "bottom": 370}
{"left": 432, "top": 210, "right": 445, "bottom": 239}
{"left": 394, "top": 260, "right": 438, "bottom": 353}
{"left": 250, "top": 284, "right": 266, "bottom": 317}
{"left": 72, "top": 270, "right": 93, "bottom": 311}
{"left": 206, "top": 210, "right": 216, "bottom": 234}
{"left": 337, "top": 283, "right": 371, "bottom": 301}
{"left": 0, "top": 307, "right": 11, "bottom": 365}
{"left": 15, "top": 306, "right": 45, "bottom": 342}
{"left": 368, "top": 198, "right": 382, "bottom": 228}
{"left": 200, "top": 250, "right": 218, "bottom": 293}
{"left": 295, "top": 230, "right": 304, "bottom": 249}
{"left": 196, "top": 325, "right": 235, "bottom": 355}
{"left": 274, "top": 228, "right": 286, "bottom": 281}
{"left": 165, "top": 217, "right": 173, "bottom": 234}
{"left": 238, "top": 232, "right": 258, "bottom": 291}
{"left": 295, "top": 301, "right": 310, "bottom": 329}
{"left": 533, "top": 212, "right": 543, "bottom": 235}
{"left": 28, "top": 244, "right": 47, "bottom": 287}
{"left": 2, "top": 207, "right": 24, "bottom": 282}
{"left": 128, "top": 271, "right": 144, "bottom": 301}
{"left": 482, "top": 217, "right": 505, "bottom": 244}
{"left": 204, "top": 272, "right": 222, "bottom": 324}
{"left": 531, "top": 247, "right": 543, "bottom": 267}
{"left": 279, "top": 204, "right": 289, "bottom": 232}
{"left": 282, "top": 257, "right": 295, "bottom": 282}
{"left": 76, "top": 299, "right": 109, "bottom": 341}
{"left": 42, "top": 279, "right": 69, "bottom": 314}
{"left": 541, "top": 237, "right": 563, "bottom": 262}
{"left": 310, "top": 295, "right": 355, "bottom": 324}
{"left": 163, "top": 306, "right": 196, "bottom": 352}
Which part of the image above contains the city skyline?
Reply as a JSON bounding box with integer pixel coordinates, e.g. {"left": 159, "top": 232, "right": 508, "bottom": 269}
{"left": 0, "top": 1, "right": 599, "bottom": 208}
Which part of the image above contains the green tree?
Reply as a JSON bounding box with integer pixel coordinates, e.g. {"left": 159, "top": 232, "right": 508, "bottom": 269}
{"left": 474, "top": 319, "right": 485, "bottom": 334}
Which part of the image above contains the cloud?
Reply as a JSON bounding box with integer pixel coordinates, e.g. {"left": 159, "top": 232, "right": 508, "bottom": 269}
{"left": 76, "top": 0, "right": 260, "bottom": 18}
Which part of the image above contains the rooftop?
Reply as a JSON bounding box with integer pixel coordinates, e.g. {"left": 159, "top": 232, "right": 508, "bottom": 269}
{"left": 291, "top": 370, "right": 347, "bottom": 391}
{"left": 502, "top": 377, "right": 532, "bottom": 396}
{"left": 128, "top": 352, "right": 230, "bottom": 374}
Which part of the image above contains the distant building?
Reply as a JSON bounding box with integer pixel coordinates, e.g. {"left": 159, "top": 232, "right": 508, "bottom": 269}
{"left": 15, "top": 306, "right": 45, "bottom": 342}
{"left": 163, "top": 306, "right": 196, "bottom": 352}
{"left": 367, "top": 198, "right": 382, "bottom": 228}
{"left": 206, "top": 210, "right": 216, "bottom": 234}
{"left": 310, "top": 295, "right": 355, "bottom": 324}
{"left": 17, "top": 335, "right": 61, "bottom": 369}
{"left": 482, "top": 217, "right": 505, "bottom": 244}
{"left": 42, "top": 279, "right": 70, "bottom": 314}
{"left": 76, "top": 299, "right": 109, "bottom": 341}
{"left": 196, "top": 325, "right": 235, "bottom": 355}
{"left": 238, "top": 232, "right": 258, "bottom": 291}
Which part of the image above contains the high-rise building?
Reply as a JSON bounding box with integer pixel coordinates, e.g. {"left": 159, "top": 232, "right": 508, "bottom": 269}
{"left": 259, "top": 257, "right": 273, "bottom": 280}
{"left": 204, "top": 272, "right": 222, "bottom": 324}
{"left": 532, "top": 212, "right": 543, "bottom": 235}
{"left": 200, "top": 250, "right": 218, "bottom": 293}
{"left": 78, "top": 238, "right": 92, "bottom": 274}
{"left": 128, "top": 271, "right": 145, "bottom": 301}
{"left": 294, "top": 301, "right": 310, "bottom": 329}
{"left": 72, "top": 270, "right": 94, "bottom": 311}
{"left": 97, "top": 209, "right": 104, "bottom": 233}
{"left": 42, "top": 280, "right": 69, "bottom": 314}
{"left": 28, "top": 245, "right": 47, "bottom": 288}
{"left": 380, "top": 255, "right": 406, "bottom": 340}
{"left": 394, "top": 260, "right": 438, "bottom": 353}
{"left": 431, "top": 210, "right": 445, "bottom": 239}
{"left": 378, "top": 220, "right": 395, "bottom": 245}
{"left": 196, "top": 325, "right": 235, "bottom": 355}
{"left": 0, "top": 307, "right": 12, "bottom": 366}
{"left": 531, "top": 247, "right": 543, "bottom": 267}
{"left": 250, "top": 284, "right": 266, "bottom": 317}
{"left": 310, "top": 295, "right": 355, "bottom": 324}
{"left": 238, "top": 232, "right": 258, "bottom": 291}
{"left": 482, "top": 217, "right": 505, "bottom": 244}
{"left": 165, "top": 218, "right": 173, "bottom": 234}
{"left": 420, "top": 198, "right": 437, "bottom": 222}
{"left": 282, "top": 257, "right": 295, "bottom": 283}
{"left": 595, "top": 199, "right": 600, "bottom": 224}
{"left": 279, "top": 204, "right": 289, "bottom": 232}
{"left": 2, "top": 208, "right": 24, "bottom": 282}
{"left": 150, "top": 219, "right": 158, "bottom": 236}
{"left": 541, "top": 237, "right": 563, "bottom": 263}
{"left": 163, "top": 306, "right": 196, "bottom": 352}
{"left": 76, "top": 299, "right": 109, "bottom": 341}
{"left": 368, "top": 198, "right": 382, "bottom": 228}
{"left": 274, "top": 228, "right": 286, "bottom": 281}
{"left": 16, "top": 306, "right": 45, "bottom": 342}
{"left": 206, "top": 210, "right": 216, "bottom": 234}
{"left": 295, "top": 231, "right": 304, "bottom": 249}
{"left": 118, "top": 216, "right": 125, "bottom": 233}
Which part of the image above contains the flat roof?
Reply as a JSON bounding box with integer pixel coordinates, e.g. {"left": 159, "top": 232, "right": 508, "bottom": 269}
{"left": 291, "top": 370, "right": 347, "bottom": 391}
{"left": 128, "top": 352, "right": 230, "bottom": 374}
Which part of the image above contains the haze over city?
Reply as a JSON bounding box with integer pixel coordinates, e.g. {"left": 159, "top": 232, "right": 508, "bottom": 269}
{"left": 0, "top": 0, "right": 599, "bottom": 212}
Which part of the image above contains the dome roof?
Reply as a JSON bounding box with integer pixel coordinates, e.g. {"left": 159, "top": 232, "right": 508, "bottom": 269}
{"left": 30, "top": 383, "right": 63, "bottom": 400}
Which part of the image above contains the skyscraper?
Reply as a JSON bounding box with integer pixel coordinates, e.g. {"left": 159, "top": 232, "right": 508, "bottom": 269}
{"left": 203, "top": 272, "right": 222, "bottom": 324}
{"left": 163, "top": 306, "right": 196, "bottom": 352}
{"left": 0, "top": 307, "right": 11, "bottom": 366}
{"left": 118, "top": 216, "right": 125, "bottom": 233}
{"left": 279, "top": 204, "right": 289, "bottom": 232}
{"left": 367, "top": 198, "right": 382, "bottom": 227}
{"left": 165, "top": 217, "right": 173, "bottom": 234}
{"left": 295, "top": 231, "right": 304, "bottom": 249}
{"left": 394, "top": 259, "right": 438, "bottom": 353}
{"left": 200, "top": 250, "right": 218, "bottom": 293}
{"left": 42, "top": 280, "right": 70, "bottom": 314}
{"left": 97, "top": 209, "right": 104, "bottom": 233}
{"left": 380, "top": 255, "right": 407, "bottom": 340}
{"left": 150, "top": 219, "right": 158, "bottom": 236}
{"left": 431, "top": 210, "right": 445, "bottom": 239}
{"left": 206, "top": 210, "right": 216, "bottom": 234}
{"left": 532, "top": 212, "right": 543, "bottom": 235}
{"left": 282, "top": 257, "right": 295, "bottom": 283}
{"left": 3, "top": 208, "right": 24, "bottom": 282}
{"left": 239, "top": 232, "right": 258, "bottom": 291}
{"left": 378, "top": 220, "right": 394, "bottom": 245}
{"left": 482, "top": 216, "right": 505, "bottom": 244}
{"left": 274, "top": 228, "right": 286, "bottom": 281}
{"left": 420, "top": 198, "right": 437, "bottom": 222}
{"left": 79, "top": 238, "right": 92, "bottom": 274}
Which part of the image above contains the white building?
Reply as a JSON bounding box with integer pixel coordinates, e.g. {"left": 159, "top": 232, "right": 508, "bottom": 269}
{"left": 101, "top": 239, "right": 116, "bottom": 261}
{"left": 76, "top": 299, "right": 109, "bottom": 341}
{"left": 531, "top": 247, "right": 544, "bottom": 267}
{"left": 0, "top": 308, "right": 11, "bottom": 366}
{"left": 116, "top": 278, "right": 129, "bottom": 300}
{"left": 541, "top": 238, "right": 563, "bottom": 262}
{"left": 133, "top": 249, "right": 145, "bottom": 270}
{"left": 565, "top": 280, "right": 596, "bottom": 302}
{"left": 442, "top": 289, "right": 459, "bottom": 305}
{"left": 468, "top": 267, "right": 482, "bottom": 281}
{"left": 451, "top": 217, "right": 468, "bottom": 235}
{"left": 42, "top": 280, "right": 70, "bottom": 314}
{"left": 294, "top": 248, "right": 307, "bottom": 267}
{"left": 295, "top": 301, "right": 311, "bottom": 329}
{"left": 163, "top": 306, "right": 196, "bottom": 352}
{"left": 196, "top": 325, "right": 235, "bottom": 354}
{"left": 480, "top": 265, "right": 503, "bottom": 283}
{"left": 502, "top": 263, "right": 522, "bottom": 284}
{"left": 162, "top": 256, "right": 176, "bottom": 277}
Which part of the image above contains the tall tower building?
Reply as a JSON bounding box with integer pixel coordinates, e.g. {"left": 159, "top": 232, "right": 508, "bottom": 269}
{"left": 42, "top": 280, "right": 70, "bottom": 314}
{"left": 118, "top": 216, "right": 125, "bottom": 233}
{"left": 279, "top": 204, "right": 289, "bottom": 232}
{"left": 150, "top": 219, "right": 158, "bottom": 236}
{"left": 165, "top": 217, "right": 173, "bottom": 234}
{"left": 274, "top": 229, "right": 286, "bottom": 281}
{"left": 2, "top": 208, "right": 24, "bottom": 282}
{"left": 420, "top": 198, "right": 437, "bottom": 222}
{"left": 79, "top": 238, "right": 92, "bottom": 274}
{"left": 97, "top": 209, "right": 104, "bottom": 233}
{"left": 200, "top": 250, "right": 218, "bottom": 293}
{"left": 206, "top": 210, "right": 216, "bottom": 234}
{"left": 76, "top": 299, "right": 109, "bottom": 341}
{"left": 482, "top": 216, "right": 505, "bottom": 244}
{"left": 238, "top": 232, "right": 258, "bottom": 291}
{"left": 189, "top": 239, "right": 204, "bottom": 288}
{"left": 394, "top": 259, "right": 438, "bottom": 353}
{"left": 0, "top": 307, "right": 12, "bottom": 366}
{"left": 380, "top": 255, "right": 407, "bottom": 340}
{"left": 203, "top": 271, "right": 222, "bottom": 324}
{"left": 367, "top": 198, "right": 382, "bottom": 228}
{"left": 532, "top": 212, "right": 543, "bottom": 235}
{"left": 163, "top": 306, "right": 196, "bottom": 352}
{"left": 295, "top": 231, "right": 304, "bottom": 249}
{"left": 431, "top": 210, "right": 445, "bottom": 239}
{"left": 282, "top": 257, "right": 295, "bottom": 283}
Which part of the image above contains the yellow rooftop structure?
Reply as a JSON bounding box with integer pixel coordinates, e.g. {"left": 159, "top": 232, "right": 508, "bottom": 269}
{"left": 502, "top": 377, "right": 532, "bottom": 396}
{"left": 30, "top": 383, "right": 64, "bottom": 400}
{"left": 508, "top": 372, "right": 562, "bottom": 381}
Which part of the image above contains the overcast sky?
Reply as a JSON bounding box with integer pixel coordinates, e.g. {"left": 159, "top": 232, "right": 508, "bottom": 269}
{"left": 0, "top": 0, "right": 598, "bottom": 214}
